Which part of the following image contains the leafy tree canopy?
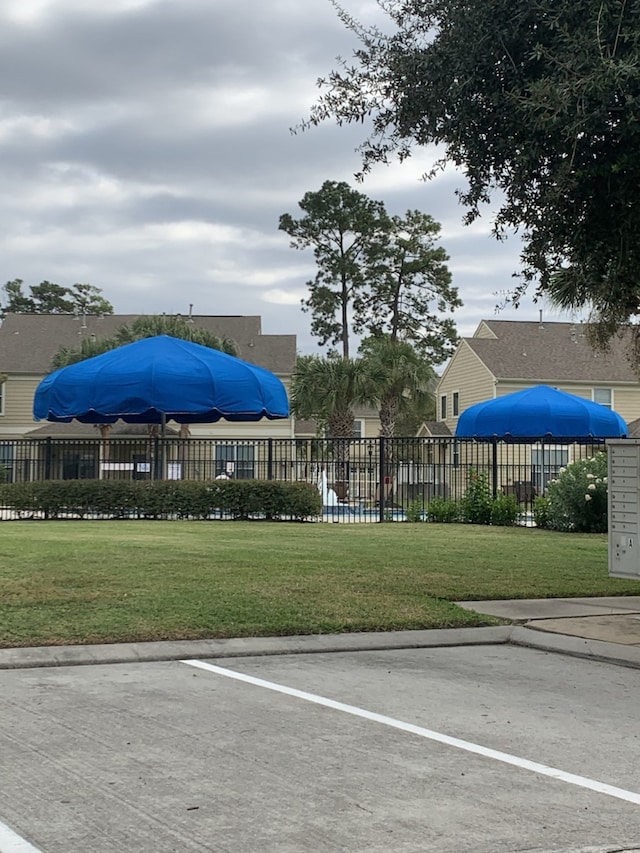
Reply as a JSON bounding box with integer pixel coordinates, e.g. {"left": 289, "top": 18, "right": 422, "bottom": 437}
{"left": 1, "top": 279, "right": 114, "bottom": 318}
{"left": 309, "top": 0, "right": 640, "bottom": 346}
{"left": 362, "top": 209, "right": 461, "bottom": 362}
{"left": 280, "top": 180, "right": 387, "bottom": 358}
{"left": 280, "top": 181, "right": 460, "bottom": 361}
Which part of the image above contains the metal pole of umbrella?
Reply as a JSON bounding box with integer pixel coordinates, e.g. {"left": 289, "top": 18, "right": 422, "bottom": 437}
{"left": 159, "top": 413, "right": 166, "bottom": 479}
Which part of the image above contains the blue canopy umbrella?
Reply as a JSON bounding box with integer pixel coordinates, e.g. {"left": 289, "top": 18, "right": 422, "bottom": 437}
{"left": 33, "top": 335, "right": 289, "bottom": 425}
{"left": 455, "top": 385, "right": 627, "bottom": 439}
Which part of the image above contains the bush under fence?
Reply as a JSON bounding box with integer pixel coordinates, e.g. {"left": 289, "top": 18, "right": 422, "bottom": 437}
{"left": 0, "top": 435, "right": 610, "bottom": 527}
{"left": 0, "top": 479, "right": 323, "bottom": 521}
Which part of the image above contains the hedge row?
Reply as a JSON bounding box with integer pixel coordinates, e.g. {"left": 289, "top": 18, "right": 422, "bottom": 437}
{"left": 0, "top": 479, "right": 322, "bottom": 521}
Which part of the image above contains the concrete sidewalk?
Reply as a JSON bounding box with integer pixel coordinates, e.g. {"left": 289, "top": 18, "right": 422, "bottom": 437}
{"left": 457, "top": 595, "right": 640, "bottom": 670}
{"left": 457, "top": 595, "right": 640, "bottom": 645}
{"left": 2, "top": 597, "right": 640, "bottom": 672}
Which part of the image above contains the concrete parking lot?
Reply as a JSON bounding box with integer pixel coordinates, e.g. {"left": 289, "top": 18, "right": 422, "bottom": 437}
{"left": 1, "top": 643, "right": 640, "bottom": 853}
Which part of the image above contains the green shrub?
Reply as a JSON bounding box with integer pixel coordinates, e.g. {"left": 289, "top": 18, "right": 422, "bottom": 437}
{"left": 545, "top": 452, "right": 608, "bottom": 533}
{"left": 0, "top": 481, "right": 39, "bottom": 517}
{"left": 405, "top": 497, "right": 425, "bottom": 523}
{"left": 460, "top": 469, "right": 493, "bottom": 524}
{"left": 490, "top": 493, "right": 519, "bottom": 526}
{"left": 426, "top": 497, "right": 460, "bottom": 523}
{"left": 0, "top": 479, "right": 322, "bottom": 522}
{"left": 284, "top": 482, "right": 323, "bottom": 521}
{"left": 532, "top": 496, "right": 551, "bottom": 529}
{"left": 132, "top": 481, "right": 180, "bottom": 519}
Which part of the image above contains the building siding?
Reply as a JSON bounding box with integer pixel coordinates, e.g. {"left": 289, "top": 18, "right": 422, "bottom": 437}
{"left": 437, "top": 342, "right": 495, "bottom": 432}
{"left": 613, "top": 388, "right": 640, "bottom": 423}
{"left": 0, "top": 377, "right": 41, "bottom": 435}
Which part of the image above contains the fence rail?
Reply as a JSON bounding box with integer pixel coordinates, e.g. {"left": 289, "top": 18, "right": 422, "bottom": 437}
{"left": 0, "top": 435, "right": 607, "bottom": 522}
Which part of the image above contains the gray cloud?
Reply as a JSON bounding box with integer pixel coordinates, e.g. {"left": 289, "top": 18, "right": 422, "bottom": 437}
{"left": 0, "top": 0, "right": 573, "bottom": 361}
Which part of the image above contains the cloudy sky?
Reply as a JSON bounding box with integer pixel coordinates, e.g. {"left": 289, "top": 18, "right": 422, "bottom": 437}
{"left": 0, "top": 0, "right": 576, "bottom": 358}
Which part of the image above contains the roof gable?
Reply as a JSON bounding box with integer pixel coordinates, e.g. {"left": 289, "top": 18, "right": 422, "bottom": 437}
{"left": 437, "top": 338, "right": 495, "bottom": 387}
{"left": 418, "top": 420, "right": 452, "bottom": 437}
{"left": 473, "top": 320, "right": 498, "bottom": 339}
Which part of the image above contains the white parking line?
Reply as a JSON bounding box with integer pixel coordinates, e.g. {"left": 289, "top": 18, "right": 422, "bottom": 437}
{"left": 182, "top": 659, "right": 640, "bottom": 807}
{"left": 0, "top": 821, "right": 43, "bottom": 853}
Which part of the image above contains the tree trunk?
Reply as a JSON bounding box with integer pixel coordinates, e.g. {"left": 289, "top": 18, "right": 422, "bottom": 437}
{"left": 328, "top": 408, "right": 355, "bottom": 480}
{"left": 97, "top": 423, "right": 112, "bottom": 464}
{"left": 378, "top": 394, "right": 398, "bottom": 439}
{"left": 379, "top": 394, "right": 399, "bottom": 474}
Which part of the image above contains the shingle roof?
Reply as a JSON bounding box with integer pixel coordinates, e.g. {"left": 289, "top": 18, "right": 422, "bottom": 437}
{"left": 466, "top": 320, "right": 638, "bottom": 383}
{"left": 420, "top": 421, "right": 452, "bottom": 436}
{"left": 0, "top": 313, "right": 296, "bottom": 376}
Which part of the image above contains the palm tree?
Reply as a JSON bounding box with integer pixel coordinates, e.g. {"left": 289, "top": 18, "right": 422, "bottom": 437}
{"left": 51, "top": 336, "right": 118, "bottom": 369}
{"left": 359, "top": 335, "right": 436, "bottom": 438}
{"left": 291, "top": 355, "right": 377, "bottom": 436}
{"left": 291, "top": 355, "right": 380, "bottom": 478}
{"left": 114, "top": 315, "right": 237, "bottom": 355}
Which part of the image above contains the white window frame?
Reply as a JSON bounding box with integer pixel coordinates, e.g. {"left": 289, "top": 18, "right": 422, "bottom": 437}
{"left": 452, "top": 390, "right": 460, "bottom": 417}
{"left": 0, "top": 380, "right": 4, "bottom": 416}
{"left": 440, "top": 394, "right": 447, "bottom": 420}
{"left": 531, "top": 444, "right": 570, "bottom": 494}
{"left": 592, "top": 387, "right": 613, "bottom": 409}
{"left": 352, "top": 419, "right": 364, "bottom": 439}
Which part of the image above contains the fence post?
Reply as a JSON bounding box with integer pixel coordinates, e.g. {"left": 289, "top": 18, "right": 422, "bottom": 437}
{"left": 44, "top": 437, "right": 52, "bottom": 481}
{"left": 491, "top": 437, "right": 498, "bottom": 498}
{"left": 267, "top": 438, "right": 273, "bottom": 481}
{"left": 379, "top": 436, "right": 386, "bottom": 523}
{"left": 153, "top": 435, "right": 161, "bottom": 480}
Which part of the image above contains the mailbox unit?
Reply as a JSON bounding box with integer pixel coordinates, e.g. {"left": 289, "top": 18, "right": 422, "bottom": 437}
{"left": 608, "top": 439, "right": 640, "bottom": 579}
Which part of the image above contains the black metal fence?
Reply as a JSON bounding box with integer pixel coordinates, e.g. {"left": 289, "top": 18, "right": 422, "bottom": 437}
{"left": 0, "top": 435, "right": 608, "bottom": 522}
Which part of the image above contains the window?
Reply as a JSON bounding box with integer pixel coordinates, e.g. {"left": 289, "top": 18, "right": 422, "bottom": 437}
{"left": 452, "top": 440, "right": 460, "bottom": 469}
{"left": 440, "top": 394, "right": 447, "bottom": 420}
{"left": 61, "top": 452, "right": 98, "bottom": 480}
{"left": 453, "top": 391, "right": 459, "bottom": 417}
{"left": 531, "top": 446, "right": 569, "bottom": 493}
{"left": 323, "top": 421, "right": 362, "bottom": 439}
{"left": 593, "top": 388, "right": 612, "bottom": 409}
{"left": 215, "top": 443, "right": 255, "bottom": 479}
{"left": 0, "top": 380, "right": 4, "bottom": 415}
{"left": 0, "top": 443, "right": 13, "bottom": 483}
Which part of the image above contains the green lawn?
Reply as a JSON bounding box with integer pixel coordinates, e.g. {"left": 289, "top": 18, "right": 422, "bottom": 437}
{"left": 1, "top": 521, "right": 638, "bottom": 648}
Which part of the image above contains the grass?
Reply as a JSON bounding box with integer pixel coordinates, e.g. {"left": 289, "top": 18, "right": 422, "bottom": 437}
{"left": 1, "top": 520, "right": 638, "bottom": 648}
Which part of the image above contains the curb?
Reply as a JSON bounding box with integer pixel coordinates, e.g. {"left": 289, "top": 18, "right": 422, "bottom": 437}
{"left": 510, "top": 625, "right": 640, "bottom": 670}
{"left": 2, "top": 625, "right": 640, "bottom": 671}
{"left": 0, "top": 626, "right": 512, "bottom": 669}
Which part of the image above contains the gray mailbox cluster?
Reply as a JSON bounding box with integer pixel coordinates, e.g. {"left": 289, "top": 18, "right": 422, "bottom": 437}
{"left": 608, "top": 439, "right": 640, "bottom": 579}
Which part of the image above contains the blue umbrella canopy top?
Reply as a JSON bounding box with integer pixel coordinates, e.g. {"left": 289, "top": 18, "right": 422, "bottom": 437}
{"left": 33, "top": 335, "right": 289, "bottom": 424}
{"left": 455, "top": 385, "right": 628, "bottom": 439}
